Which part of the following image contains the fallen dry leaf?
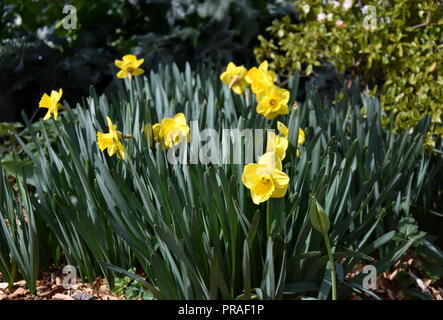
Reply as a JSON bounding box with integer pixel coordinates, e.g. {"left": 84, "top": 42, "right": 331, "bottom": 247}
{"left": 39, "top": 290, "right": 54, "bottom": 298}
{"left": 388, "top": 269, "right": 398, "bottom": 281}
{"left": 13, "top": 280, "right": 26, "bottom": 287}
{"left": 11, "top": 287, "right": 28, "bottom": 298}
{"left": 55, "top": 277, "right": 63, "bottom": 286}
{"left": 52, "top": 293, "right": 75, "bottom": 301}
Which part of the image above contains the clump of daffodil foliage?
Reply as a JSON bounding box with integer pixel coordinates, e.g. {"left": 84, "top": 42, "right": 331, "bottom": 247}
{"left": 2, "top": 46, "right": 443, "bottom": 300}
{"left": 220, "top": 61, "right": 306, "bottom": 209}
{"left": 255, "top": 0, "right": 443, "bottom": 147}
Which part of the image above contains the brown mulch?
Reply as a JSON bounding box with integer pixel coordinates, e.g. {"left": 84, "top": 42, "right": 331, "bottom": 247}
{"left": 2, "top": 255, "right": 442, "bottom": 300}
{"left": 0, "top": 272, "right": 123, "bottom": 301}
{"left": 346, "top": 257, "right": 443, "bottom": 300}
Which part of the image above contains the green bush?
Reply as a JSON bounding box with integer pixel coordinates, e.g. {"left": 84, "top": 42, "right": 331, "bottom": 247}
{"left": 254, "top": 0, "right": 443, "bottom": 147}
{"left": 2, "top": 64, "right": 441, "bottom": 299}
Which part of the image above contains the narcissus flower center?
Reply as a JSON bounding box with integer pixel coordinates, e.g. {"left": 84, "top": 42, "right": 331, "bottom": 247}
{"left": 269, "top": 99, "right": 277, "bottom": 107}
{"left": 253, "top": 174, "right": 275, "bottom": 197}
{"left": 259, "top": 175, "right": 272, "bottom": 184}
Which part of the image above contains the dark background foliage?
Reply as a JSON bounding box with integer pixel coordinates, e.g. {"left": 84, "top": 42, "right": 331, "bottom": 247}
{"left": 0, "top": 0, "right": 295, "bottom": 122}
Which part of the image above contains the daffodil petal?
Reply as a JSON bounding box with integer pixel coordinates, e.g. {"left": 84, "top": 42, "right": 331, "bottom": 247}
{"left": 123, "top": 54, "right": 137, "bottom": 62}
{"left": 117, "top": 142, "right": 125, "bottom": 160}
{"left": 115, "top": 59, "right": 125, "bottom": 69}
{"left": 251, "top": 189, "right": 271, "bottom": 205}
{"left": 173, "top": 113, "right": 187, "bottom": 126}
{"left": 132, "top": 58, "right": 144, "bottom": 69}
{"left": 50, "top": 89, "right": 62, "bottom": 103}
{"left": 152, "top": 123, "right": 161, "bottom": 140}
{"left": 242, "top": 163, "right": 267, "bottom": 189}
{"left": 271, "top": 170, "right": 289, "bottom": 198}
{"left": 259, "top": 61, "right": 268, "bottom": 72}
{"left": 277, "top": 122, "right": 288, "bottom": 137}
{"left": 258, "top": 152, "right": 282, "bottom": 171}
{"left": 117, "top": 70, "right": 129, "bottom": 79}
{"left": 39, "top": 93, "right": 52, "bottom": 109}
{"left": 97, "top": 132, "right": 114, "bottom": 151}
{"left": 43, "top": 110, "right": 52, "bottom": 120}
{"left": 131, "top": 68, "right": 144, "bottom": 76}
{"left": 298, "top": 128, "right": 306, "bottom": 145}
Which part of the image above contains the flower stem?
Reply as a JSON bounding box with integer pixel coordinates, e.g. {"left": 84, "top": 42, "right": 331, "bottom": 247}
{"left": 323, "top": 232, "right": 337, "bottom": 300}
{"left": 266, "top": 200, "right": 271, "bottom": 239}
{"left": 245, "top": 88, "right": 250, "bottom": 105}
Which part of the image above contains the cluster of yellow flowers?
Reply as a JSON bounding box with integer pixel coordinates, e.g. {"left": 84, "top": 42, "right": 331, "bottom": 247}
{"left": 37, "top": 55, "right": 305, "bottom": 206}
{"left": 38, "top": 54, "right": 147, "bottom": 160}
{"left": 96, "top": 55, "right": 148, "bottom": 159}
{"left": 220, "top": 61, "right": 290, "bottom": 120}
{"left": 221, "top": 61, "right": 306, "bottom": 204}
{"left": 38, "top": 54, "right": 191, "bottom": 160}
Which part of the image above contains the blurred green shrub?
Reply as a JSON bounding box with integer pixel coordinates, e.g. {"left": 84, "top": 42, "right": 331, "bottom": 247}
{"left": 254, "top": 0, "right": 443, "bottom": 147}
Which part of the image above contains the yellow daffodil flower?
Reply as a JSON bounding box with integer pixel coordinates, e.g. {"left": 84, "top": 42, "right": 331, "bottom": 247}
{"left": 245, "top": 61, "right": 277, "bottom": 94}
{"left": 298, "top": 128, "right": 306, "bottom": 146}
{"left": 277, "top": 121, "right": 288, "bottom": 138}
{"left": 256, "top": 85, "right": 290, "bottom": 120}
{"left": 97, "top": 117, "right": 126, "bottom": 159}
{"left": 220, "top": 62, "right": 249, "bottom": 95}
{"left": 38, "top": 89, "right": 64, "bottom": 120}
{"left": 152, "top": 113, "right": 190, "bottom": 149}
{"left": 296, "top": 128, "right": 306, "bottom": 157}
{"left": 115, "top": 54, "right": 145, "bottom": 79}
{"left": 266, "top": 121, "right": 289, "bottom": 160}
{"left": 242, "top": 152, "right": 290, "bottom": 205}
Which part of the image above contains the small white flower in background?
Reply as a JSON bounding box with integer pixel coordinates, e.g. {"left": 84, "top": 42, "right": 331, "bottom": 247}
{"left": 335, "top": 20, "right": 346, "bottom": 27}
{"left": 302, "top": 4, "right": 311, "bottom": 14}
{"left": 332, "top": 1, "right": 340, "bottom": 8}
{"left": 343, "top": 0, "right": 353, "bottom": 10}
{"left": 317, "top": 12, "right": 326, "bottom": 22}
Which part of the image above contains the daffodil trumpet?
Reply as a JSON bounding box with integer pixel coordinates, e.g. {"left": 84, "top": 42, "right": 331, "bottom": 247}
{"left": 38, "top": 89, "right": 65, "bottom": 120}
{"left": 96, "top": 117, "right": 127, "bottom": 159}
